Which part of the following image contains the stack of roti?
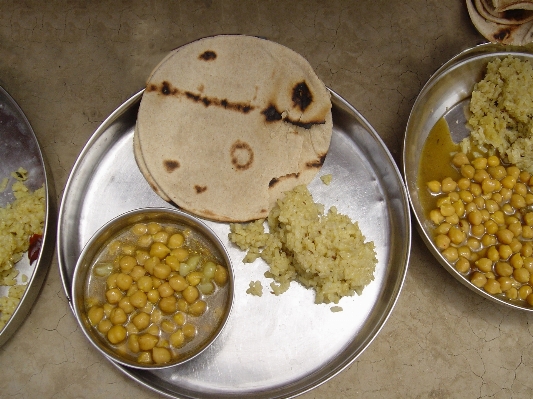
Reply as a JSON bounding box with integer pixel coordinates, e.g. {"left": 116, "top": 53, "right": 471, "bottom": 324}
{"left": 467, "top": 0, "right": 533, "bottom": 44}
{"left": 134, "top": 35, "right": 333, "bottom": 222}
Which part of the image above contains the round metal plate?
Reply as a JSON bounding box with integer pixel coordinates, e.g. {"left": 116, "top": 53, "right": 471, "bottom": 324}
{"left": 403, "top": 43, "right": 533, "bottom": 311}
{"left": 0, "top": 85, "right": 55, "bottom": 346}
{"left": 58, "top": 88, "right": 410, "bottom": 398}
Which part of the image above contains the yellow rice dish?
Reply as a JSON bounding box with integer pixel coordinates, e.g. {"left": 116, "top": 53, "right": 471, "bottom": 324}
{"left": 229, "top": 185, "right": 377, "bottom": 305}
{"left": 461, "top": 56, "right": 533, "bottom": 172}
{"left": 0, "top": 168, "right": 45, "bottom": 330}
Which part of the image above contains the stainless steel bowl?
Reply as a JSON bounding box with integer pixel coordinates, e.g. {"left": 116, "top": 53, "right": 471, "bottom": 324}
{"left": 403, "top": 43, "right": 533, "bottom": 311}
{"left": 72, "top": 207, "right": 234, "bottom": 369}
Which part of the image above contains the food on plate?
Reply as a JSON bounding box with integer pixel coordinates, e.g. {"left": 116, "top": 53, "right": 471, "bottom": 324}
{"left": 84, "top": 221, "right": 230, "bottom": 365}
{"left": 466, "top": 0, "right": 533, "bottom": 45}
{"left": 246, "top": 281, "right": 263, "bottom": 297}
{"left": 320, "top": 174, "right": 333, "bottom": 185}
{"left": 134, "top": 35, "right": 333, "bottom": 222}
{"left": 418, "top": 113, "right": 533, "bottom": 306}
{"left": 460, "top": 56, "right": 533, "bottom": 172}
{"left": 0, "top": 168, "right": 45, "bottom": 329}
{"left": 229, "top": 185, "right": 377, "bottom": 305}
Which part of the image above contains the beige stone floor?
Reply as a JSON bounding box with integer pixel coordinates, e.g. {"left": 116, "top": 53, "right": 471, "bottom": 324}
{"left": 1, "top": 1, "right": 533, "bottom": 398}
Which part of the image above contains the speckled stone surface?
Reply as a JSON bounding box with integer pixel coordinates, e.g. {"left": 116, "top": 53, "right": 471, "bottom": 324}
{"left": 1, "top": 1, "right": 532, "bottom": 398}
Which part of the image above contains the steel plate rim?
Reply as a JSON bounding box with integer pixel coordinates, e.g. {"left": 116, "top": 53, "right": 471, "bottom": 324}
{"left": 57, "top": 87, "right": 411, "bottom": 398}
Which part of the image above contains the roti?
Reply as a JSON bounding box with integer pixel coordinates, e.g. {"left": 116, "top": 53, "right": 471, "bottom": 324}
{"left": 467, "top": 0, "right": 533, "bottom": 44}
{"left": 134, "top": 35, "right": 333, "bottom": 222}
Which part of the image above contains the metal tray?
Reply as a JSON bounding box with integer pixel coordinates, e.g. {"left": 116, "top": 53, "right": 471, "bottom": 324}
{"left": 58, "top": 88, "right": 411, "bottom": 398}
{"left": 0, "top": 85, "right": 55, "bottom": 346}
{"left": 403, "top": 43, "right": 533, "bottom": 311}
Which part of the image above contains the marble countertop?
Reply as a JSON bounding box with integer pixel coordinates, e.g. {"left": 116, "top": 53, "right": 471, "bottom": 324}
{"left": 1, "top": 1, "right": 532, "bottom": 398}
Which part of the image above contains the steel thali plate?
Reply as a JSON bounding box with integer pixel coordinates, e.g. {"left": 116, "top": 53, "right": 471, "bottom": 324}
{"left": 0, "top": 85, "right": 55, "bottom": 346}
{"left": 58, "top": 88, "right": 411, "bottom": 398}
{"left": 403, "top": 43, "right": 533, "bottom": 311}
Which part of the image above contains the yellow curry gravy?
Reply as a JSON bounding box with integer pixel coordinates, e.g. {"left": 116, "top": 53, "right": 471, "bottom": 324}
{"left": 417, "top": 117, "right": 460, "bottom": 216}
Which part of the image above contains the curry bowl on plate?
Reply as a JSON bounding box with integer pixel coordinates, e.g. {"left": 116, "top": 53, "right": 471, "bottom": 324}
{"left": 404, "top": 43, "right": 533, "bottom": 311}
{"left": 72, "top": 207, "right": 234, "bottom": 369}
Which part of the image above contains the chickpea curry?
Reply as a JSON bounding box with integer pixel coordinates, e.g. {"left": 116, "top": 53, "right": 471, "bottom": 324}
{"left": 418, "top": 118, "right": 533, "bottom": 306}
{"left": 84, "top": 221, "right": 230, "bottom": 366}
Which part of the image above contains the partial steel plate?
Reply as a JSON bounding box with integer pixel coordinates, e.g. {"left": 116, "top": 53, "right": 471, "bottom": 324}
{"left": 403, "top": 43, "right": 533, "bottom": 311}
{"left": 58, "top": 88, "right": 411, "bottom": 398}
{"left": 0, "top": 85, "right": 55, "bottom": 346}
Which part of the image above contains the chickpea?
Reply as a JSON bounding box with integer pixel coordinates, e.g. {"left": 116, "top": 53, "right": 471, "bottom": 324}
{"left": 523, "top": 226, "right": 533, "bottom": 240}
{"left": 159, "top": 296, "right": 177, "bottom": 313}
{"left": 498, "top": 244, "right": 513, "bottom": 260}
{"left": 522, "top": 244, "right": 533, "bottom": 258}
{"left": 161, "top": 320, "right": 177, "bottom": 334}
{"left": 527, "top": 293, "right": 533, "bottom": 306}
{"left": 150, "top": 242, "right": 171, "bottom": 260}
{"left": 130, "top": 290, "right": 148, "bottom": 309}
{"left": 119, "top": 255, "right": 137, "bottom": 272}
{"left": 165, "top": 255, "right": 180, "bottom": 271}
{"left": 496, "top": 229, "right": 514, "bottom": 245}
{"left": 171, "top": 248, "right": 189, "bottom": 262}
{"left": 173, "top": 312, "right": 186, "bottom": 326}
{"left": 514, "top": 268, "right": 531, "bottom": 284}
{"left": 170, "top": 330, "right": 185, "bottom": 347}
{"left": 441, "top": 177, "right": 457, "bottom": 192}
{"left": 130, "top": 265, "right": 147, "bottom": 281}
{"left": 445, "top": 214, "right": 460, "bottom": 225}
{"left": 481, "top": 234, "right": 497, "bottom": 247}
{"left": 103, "top": 303, "right": 114, "bottom": 318}
{"left": 458, "top": 178, "right": 471, "bottom": 190}
{"left": 107, "top": 273, "right": 118, "bottom": 289}
{"left": 177, "top": 298, "right": 189, "bottom": 312}
{"left": 106, "top": 288, "right": 123, "bottom": 305}
{"left": 182, "top": 323, "right": 197, "bottom": 339}
{"left": 453, "top": 152, "right": 470, "bottom": 167}
{"left": 128, "top": 334, "right": 140, "bottom": 353}
{"left": 169, "top": 275, "right": 188, "bottom": 292}
{"left": 182, "top": 286, "right": 200, "bottom": 304}
{"left": 132, "top": 312, "right": 151, "bottom": 330}
{"left": 131, "top": 223, "right": 148, "bottom": 236}
{"left": 495, "top": 262, "right": 513, "bottom": 277}
{"left": 137, "top": 234, "right": 153, "bottom": 248}
{"left": 147, "top": 289, "right": 160, "bottom": 303}
{"left": 506, "top": 287, "right": 519, "bottom": 300}
{"left": 487, "top": 155, "right": 500, "bottom": 167}
{"left": 153, "top": 263, "right": 172, "bottom": 280}
{"left": 510, "top": 194, "right": 526, "bottom": 209}
{"left": 526, "top": 193, "right": 533, "bottom": 205}
{"left": 116, "top": 273, "right": 133, "bottom": 291}
{"left": 524, "top": 257, "right": 533, "bottom": 273}
{"left": 118, "top": 297, "right": 135, "bottom": 314}
{"left": 471, "top": 272, "right": 487, "bottom": 288}
{"left": 135, "top": 250, "right": 151, "bottom": 266}
{"left": 510, "top": 239, "right": 522, "bottom": 253}
{"left": 472, "top": 157, "right": 487, "bottom": 169}
{"left": 498, "top": 277, "right": 513, "bottom": 291}
{"left": 452, "top": 201, "right": 465, "bottom": 217}
{"left": 87, "top": 306, "right": 104, "bottom": 326}
{"left": 198, "top": 281, "right": 215, "bottom": 295}
{"left": 147, "top": 322, "right": 160, "bottom": 335}
{"left": 525, "top": 213, "right": 533, "bottom": 226}
{"left": 153, "top": 231, "right": 170, "bottom": 244}
{"left": 461, "top": 164, "right": 475, "bottom": 179}
{"left": 138, "top": 333, "right": 159, "bottom": 351}
{"left": 519, "top": 285, "right": 533, "bottom": 300}
{"left": 107, "top": 325, "right": 127, "bottom": 344}
{"left": 467, "top": 210, "right": 483, "bottom": 226}
{"left": 153, "top": 347, "right": 172, "bottom": 364}
{"left": 214, "top": 265, "right": 229, "bottom": 286}
{"left": 144, "top": 256, "right": 160, "bottom": 275}
{"left": 158, "top": 282, "right": 175, "bottom": 298}
{"left": 109, "top": 307, "right": 127, "bottom": 325}
{"left": 470, "top": 183, "right": 482, "bottom": 197}
{"left": 188, "top": 300, "right": 207, "bottom": 317}
{"left": 98, "top": 319, "right": 113, "bottom": 334}
{"left": 137, "top": 351, "right": 152, "bottom": 364}
{"left": 137, "top": 275, "right": 153, "bottom": 292}
{"left": 146, "top": 222, "right": 162, "bottom": 235}
{"left": 473, "top": 170, "right": 490, "bottom": 184}
{"left": 475, "top": 258, "right": 493, "bottom": 273}
{"left": 168, "top": 233, "right": 185, "bottom": 249}
{"left": 484, "top": 278, "right": 502, "bottom": 294}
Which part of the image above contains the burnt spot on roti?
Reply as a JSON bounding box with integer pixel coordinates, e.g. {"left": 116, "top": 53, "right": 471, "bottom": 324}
{"left": 262, "top": 105, "right": 282, "bottom": 122}
{"left": 292, "top": 81, "right": 313, "bottom": 111}
{"left": 195, "top": 185, "right": 207, "bottom": 194}
{"left": 164, "top": 160, "right": 180, "bottom": 172}
{"left": 268, "top": 172, "right": 300, "bottom": 188}
{"left": 150, "top": 80, "right": 254, "bottom": 113}
{"left": 199, "top": 50, "right": 217, "bottom": 61}
{"left": 231, "top": 140, "right": 254, "bottom": 171}
{"left": 494, "top": 28, "right": 512, "bottom": 41}
{"left": 306, "top": 153, "right": 327, "bottom": 169}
